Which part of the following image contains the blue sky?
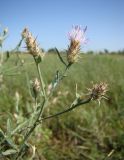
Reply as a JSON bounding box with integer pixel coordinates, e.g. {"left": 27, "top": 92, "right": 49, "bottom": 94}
{"left": 0, "top": 0, "right": 124, "bottom": 51}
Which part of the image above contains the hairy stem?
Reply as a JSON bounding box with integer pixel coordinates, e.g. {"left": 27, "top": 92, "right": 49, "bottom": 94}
{"left": 36, "top": 62, "right": 46, "bottom": 100}
{"left": 41, "top": 97, "right": 91, "bottom": 121}
{"left": 15, "top": 62, "right": 71, "bottom": 159}
{"left": 15, "top": 99, "right": 45, "bottom": 159}
{"left": 15, "top": 59, "right": 47, "bottom": 159}
{"left": 48, "top": 65, "right": 69, "bottom": 98}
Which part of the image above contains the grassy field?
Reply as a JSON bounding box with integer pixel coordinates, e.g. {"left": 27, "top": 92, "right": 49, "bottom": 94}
{"left": 0, "top": 53, "right": 124, "bottom": 160}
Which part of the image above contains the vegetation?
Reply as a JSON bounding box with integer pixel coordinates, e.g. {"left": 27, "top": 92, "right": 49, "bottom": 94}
{"left": 0, "top": 25, "right": 124, "bottom": 160}
{"left": 0, "top": 52, "right": 124, "bottom": 160}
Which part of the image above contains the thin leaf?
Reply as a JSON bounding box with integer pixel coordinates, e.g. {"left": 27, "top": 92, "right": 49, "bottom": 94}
{"left": 7, "top": 119, "right": 12, "bottom": 135}
{"left": 55, "top": 47, "right": 67, "bottom": 66}
{"left": 52, "top": 70, "right": 60, "bottom": 88}
{"left": 2, "top": 149, "right": 17, "bottom": 156}
{"left": 75, "top": 84, "right": 80, "bottom": 98}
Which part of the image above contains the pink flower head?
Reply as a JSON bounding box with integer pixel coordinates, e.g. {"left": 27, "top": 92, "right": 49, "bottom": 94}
{"left": 68, "top": 25, "right": 87, "bottom": 44}
{"left": 67, "top": 25, "right": 87, "bottom": 64}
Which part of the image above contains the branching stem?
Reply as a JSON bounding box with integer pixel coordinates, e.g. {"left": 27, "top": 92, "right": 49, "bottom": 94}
{"left": 41, "top": 97, "right": 91, "bottom": 121}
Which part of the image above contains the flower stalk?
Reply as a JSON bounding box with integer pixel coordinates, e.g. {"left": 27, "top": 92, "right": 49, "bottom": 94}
{"left": 11, "top": 25, "right": 109, "bottom": 160}
{"left": 40, "top": 97, "right": 91, "bottom": 121}
{"left": 36, "top": 62, "right": 46, "bottom": 100}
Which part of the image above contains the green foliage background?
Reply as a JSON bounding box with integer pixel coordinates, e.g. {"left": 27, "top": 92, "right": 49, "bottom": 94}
{"left": 0, "top": 53, "right": 124, "bottom": 160}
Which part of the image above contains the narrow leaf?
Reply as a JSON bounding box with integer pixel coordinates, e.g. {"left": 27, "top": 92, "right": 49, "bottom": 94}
{"left": 55, "top": 48, "right": 67, "bottom": 66}
{"left": 75, "top": 84, "right": 80, "bottom": 98}
{"left": 7, "top": 118, "right": 12, "bottom": 134}
{"left": 2, "top": 149, "right": 17, "bottom": 156}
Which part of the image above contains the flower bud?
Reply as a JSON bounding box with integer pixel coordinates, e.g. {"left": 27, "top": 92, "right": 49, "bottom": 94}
{"left": 67, "top": 25, "right": 87, "bottom": 64}
{"left": 22, "top": 28, "right": 44, "bottom": 59}
{"left": 32, "top": 78, "right": 40, "bottom": 99}
{"left": 87, "top": 82, "right": 108, "bottom": 103}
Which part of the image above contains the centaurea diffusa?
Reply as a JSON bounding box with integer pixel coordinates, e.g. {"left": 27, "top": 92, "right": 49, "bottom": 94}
{"left": 22, "top": 28, "right": 44, "bottom": 59}
{"left": 67, "top": 25, "right": 87, "bottom": 64}
{"left": 87, "top": 82, "right": 108, "bottom": 104}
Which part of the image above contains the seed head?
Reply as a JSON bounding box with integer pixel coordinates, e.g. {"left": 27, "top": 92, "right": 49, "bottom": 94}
{"left": 87, "top": 82, "right": 108, "bottom": 103}
{"left": 67, "top": 25, "right": 87, "bottom": 64}
{"left": 32, "top": 78, "right": 41, "bottom": 99}
{"left": 21, "top": 27, "right": 28, "bottom": 39}
{"left": 22, "top": 28, "right": 44, "bottom": 59}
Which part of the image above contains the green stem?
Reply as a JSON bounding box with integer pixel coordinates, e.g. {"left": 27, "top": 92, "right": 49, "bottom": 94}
{"left": 15, "top": 61, "right": 71, "bottom": 159}
{"left": 41, "top": 97, "right": 91, "bottom": 121}
{"left": 36, "top": 63, "right": 46, "bottom": 100}
{"left": 11, "top": 120, "right": 28, "bottom": 136}
{"left": 15, "top": 99, "right": 45, "bottom": 159}
{"left": 61, "top": 65, "right": 69, "bottom": 79}
{"left": 15, "top": 59, "right": 47, "bottom": 159}
{"left": 48, "top": 65, "right": 69, "bottom": 98}
{"left": 23, "top": 100, "right": 45, "bottom": 141}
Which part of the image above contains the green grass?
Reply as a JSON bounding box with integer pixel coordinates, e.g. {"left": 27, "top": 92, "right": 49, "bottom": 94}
{"left": 0, "top": 53, "right": 124, "bottom": 160}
